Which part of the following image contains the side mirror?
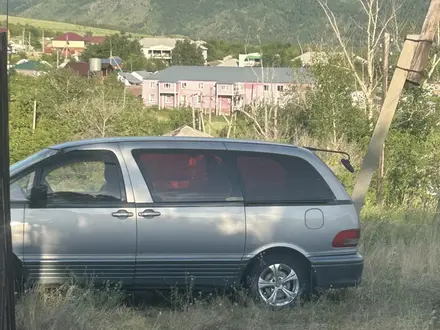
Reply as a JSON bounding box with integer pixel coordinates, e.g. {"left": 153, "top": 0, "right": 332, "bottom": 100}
{"left": 341, "top": 158, "right": 355, "bottom": 173}
{"left": 30, "top": 184, "right": 48, "bottom": 208}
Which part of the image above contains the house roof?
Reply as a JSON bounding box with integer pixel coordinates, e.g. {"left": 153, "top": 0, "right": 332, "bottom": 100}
{"left": 101, "top": 57, "right": 123, "bottom": 66}
{"left": 163, "top": 125, "right": 212, "bottom": 138}
{"left": 133, "top": 70, "right": 155, "bottom": 79}
{"left": 14, "top": 60, "right": 51, "bottom": 71}
{"left": 139, "top": 37, "right": 179, "bottom": 48}
{"left": 245, "top": 54, "right": 261, "bottom": 60}
{"left": 139, "top": 37, "right": 208, "bottom": 50}
{"left": 292, "top": 51, "right": 337, "bottom": 66}
{"left": 207, "top": 60, "right": 222, "bottom": 66}
{"left": 143, "top": 66, "right": 313, "bottom": 84}
{"left": 120, "top": 72, "right": 142, "bottom": 85}
{"left": 217, "top": 58, "right": 239, "bottom": 67}
{"left": 54, "top": 32, "right": 84, "bottom": 41}
{"left": 0, "top": 27, "right": 8, "bottom": 33}
{"left": 64, "top": 62, "right": 89, "bottom": 76}
{"left": 84, "top": 35, "right": 106, "bottom": 44}
{"left": 64, "top": 61, "right": 114, "bottom": 76}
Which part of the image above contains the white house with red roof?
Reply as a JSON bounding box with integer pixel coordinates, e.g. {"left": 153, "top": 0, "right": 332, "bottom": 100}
{"left": 49, "top": 32, "right": 85, "bottom": 56}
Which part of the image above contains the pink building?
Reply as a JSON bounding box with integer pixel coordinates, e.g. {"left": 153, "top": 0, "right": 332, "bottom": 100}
{"left": 141, "top": 66, "right": 313, "bottom": 115}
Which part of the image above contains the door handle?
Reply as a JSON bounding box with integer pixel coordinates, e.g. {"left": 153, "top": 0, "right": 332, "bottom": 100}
{"left": 111, "top": 209, "right": 134, "bottom": 219}
{"left": 138, "top": 209, "right": 161, "bottom": 218}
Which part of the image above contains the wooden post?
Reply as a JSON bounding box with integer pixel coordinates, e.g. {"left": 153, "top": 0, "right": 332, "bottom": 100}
{"left": 32, "top": 100, "right": 37, "bottom": 132}
{"left": 352, "top": 35, "right": 419, "bottom": 215}
{"left": 200, "top": 111, "right": 205, "bottom": 133}
{"left": 406, "top": 0, "right": 440, "bottom": 85}
{"left": 376, "top": 32, "right": 390, "bottom": 205}
{"left": 208, "top": 88, "right": 213, "bottom": 135}
{"left": 208, "top": 106, "right": 212, "bottom": 135}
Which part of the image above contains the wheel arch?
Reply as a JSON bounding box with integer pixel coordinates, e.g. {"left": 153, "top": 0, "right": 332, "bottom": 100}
{"left": 239, "top": 246, "right": 311, "bottom": 287}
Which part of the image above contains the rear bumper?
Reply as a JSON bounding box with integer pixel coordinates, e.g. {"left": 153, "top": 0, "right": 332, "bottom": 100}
{"left": 309, "top": 253, "right": 363, "bottom": 289}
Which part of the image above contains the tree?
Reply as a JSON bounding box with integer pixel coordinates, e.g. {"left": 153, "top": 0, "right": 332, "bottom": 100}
{"left": 293, "top": 56, "right": 370, "bottom": 144}
{"left": 261, "top": 42, "right": 302, "bottom": 67}
{"left": 172, "top": 39, "right": 205, "bottom": 66}
{"left": 8, "top": 69, "right": 193, "bottom": 163}
{"left": 81, "top": 34, "right": 141, "bottom": 60}
{"left": 316, "top": 0, "right": 405, "bottom": 124}
{"left": 59, "top": 85, "right": 127, "bottom": 138}
{"left": 81, "top": 34, "right": 155, "bottom": 71}
{"left": 123, "top": 54, "right": 167, "bottom": 72}
{"left": 40, "top": 52, "right": 59, "bottom": 66}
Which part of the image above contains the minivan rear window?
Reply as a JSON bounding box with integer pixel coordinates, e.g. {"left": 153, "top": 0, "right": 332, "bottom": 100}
{"left": 234, "top": 152, "right": 335, "bottom": 203}
{"left": 132, "top": 149, "right": 240, "bottom": 203}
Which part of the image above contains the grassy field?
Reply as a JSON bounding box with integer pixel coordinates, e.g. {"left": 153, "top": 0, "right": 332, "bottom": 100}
{"left": 15, "top": 208, "right": 440, "bottom": 329}
{"left": 0, "top": 15, "right": 148, "bottom": 37}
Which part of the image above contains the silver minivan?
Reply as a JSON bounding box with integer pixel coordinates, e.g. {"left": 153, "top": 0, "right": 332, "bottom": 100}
{"left": 10, "top": 137, "right": 363, "bottom": 307}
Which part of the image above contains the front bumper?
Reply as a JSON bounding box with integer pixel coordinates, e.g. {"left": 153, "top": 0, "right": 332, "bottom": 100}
{"left": 309, "top": 253, "right": 363, "bottom": 289}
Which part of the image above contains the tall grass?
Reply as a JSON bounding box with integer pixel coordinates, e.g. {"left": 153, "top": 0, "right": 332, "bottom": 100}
{"left": 16, "top": 210, "right": 440, "bottom": 330}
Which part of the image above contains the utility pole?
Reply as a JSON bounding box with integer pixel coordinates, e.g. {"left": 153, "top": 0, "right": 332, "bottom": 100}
{"left": 0, "top": 31, "right": 16, "bottom": 330}
{"left": 191, "top": 94, "right": 196, "bottom": 129}
{"left": 32, "top": 100, "right": 37, "bottom": 132}
{"left": 352, "top": 0, "right": 440, "bottom": 216}
{"left": 28, "top": 32, "right": 31, "bottom": 53}
{"left": 407, "top": 0, "right": 440, "bottom": 85}
{"left": 376, "top": 32, "right": 390, "bottom": 205}
{"left": 64, "top": 34, "right": 68, "bottom": 62}
{"left": 200, "top": 111, "right": 205, "bottom": 133}
{"left": 41, "top": 30, "right": 44, "bottom": 53}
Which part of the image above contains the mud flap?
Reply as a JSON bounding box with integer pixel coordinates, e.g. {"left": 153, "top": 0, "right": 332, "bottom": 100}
{"left": 12, "top": 253, "right": 29, "bottom": 294}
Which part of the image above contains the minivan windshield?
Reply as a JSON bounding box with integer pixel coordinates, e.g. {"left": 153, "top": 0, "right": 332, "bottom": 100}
{"left": 10, "top": 148, "right": 59, "bottom": 176}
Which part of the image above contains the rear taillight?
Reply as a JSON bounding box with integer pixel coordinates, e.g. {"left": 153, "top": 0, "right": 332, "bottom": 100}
{"left": 332, "top": 229, "right": 360, "bottom": 248}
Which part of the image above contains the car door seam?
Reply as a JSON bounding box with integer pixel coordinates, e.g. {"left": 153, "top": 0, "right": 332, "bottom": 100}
{"left": 117, "top": 143, "right": 138, "bottom": 282}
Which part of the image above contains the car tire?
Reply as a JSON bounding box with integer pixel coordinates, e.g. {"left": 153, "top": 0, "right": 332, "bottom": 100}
{"left": 245, "top": 253, "right": 310, "bottom": 309}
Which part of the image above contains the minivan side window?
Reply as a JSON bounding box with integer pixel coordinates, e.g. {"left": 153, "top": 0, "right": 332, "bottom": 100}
{"left": 132, "top": 150, "right": 240, "bottom": 203}
{"left": 235, "top": 152, "right": 335, "bottom": 203}
{"left": 39, "top": 150, "right": 125, "bottom": 204}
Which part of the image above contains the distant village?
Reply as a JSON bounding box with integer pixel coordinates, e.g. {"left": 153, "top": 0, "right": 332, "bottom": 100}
{"left": 1, "top": 28, "right": 319, "bottom": 115}
{"left": 2, "top": 27, "right": 439, "bottom": 116}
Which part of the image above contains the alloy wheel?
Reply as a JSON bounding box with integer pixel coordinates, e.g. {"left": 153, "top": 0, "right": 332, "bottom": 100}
{"left": 257, "top": 263, "right": 300, "bottom": 307}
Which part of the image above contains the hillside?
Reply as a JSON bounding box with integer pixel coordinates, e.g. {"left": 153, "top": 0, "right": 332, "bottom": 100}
{"left": 0, "top": 0, "right": 430, "bottom": 41}
{"left": 0, "top": 15, "right": 146, "bottom": 36}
